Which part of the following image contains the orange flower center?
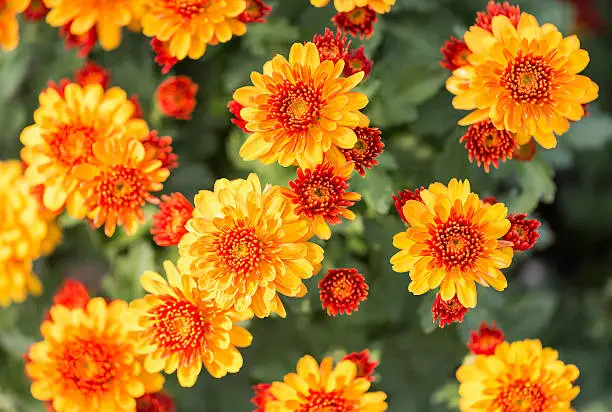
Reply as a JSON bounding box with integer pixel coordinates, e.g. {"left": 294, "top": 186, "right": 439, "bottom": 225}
{"left": 496, "top": 379, "right": 549, "bottom": 411}
{"left": 96, "top": 166, "right": 148, "bottom": 210}
{"left": 215, "top": 226, "right": 264, "bottom": 276}
{"left": 293, "top": 172, "right": 346, "bottom": 218}
{"left": 429, "top": 214, "right": 485, "bottom": 271}
{"left": 331, "top": 277, "right": 354, "bottom": 299}
{"left": 500, "top": 54, "right": 553, "bottom": 104}
{"left": 300, "top": 390, "right": 354, "bottom": 412}
{"left": 163, "top": 0, "right": 211, "bottom": 18}
{"left": 270, "top": 80, "right": 322, "bottom": 133}
{"left": 347, "top": 7, "right": 367, "bottom": 24}
{"left": 50, "top": 125, "right": 97, "bottom": 168}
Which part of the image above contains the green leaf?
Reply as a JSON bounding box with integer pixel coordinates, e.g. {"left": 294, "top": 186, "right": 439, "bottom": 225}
{"left": 563, "top": 107, "right": 612, "bottom": 150}
{"left": 506, "top": 158, "right": 556, "bottom": 213}
{"left": 418, "top": 292, "right": 437, "bottom": 335}
{"left": 351, "top": 168, "right": 395, "bottom": 215}
{"left": 499, "top": 288, "right": 558, "bottom": 340}
{"left": 103, "top": 241, "right": 156, "bottom": 301}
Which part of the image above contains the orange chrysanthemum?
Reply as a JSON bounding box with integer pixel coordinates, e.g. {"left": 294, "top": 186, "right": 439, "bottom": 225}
{"left": 267, "top": 355, "right": 388, "bottom": 411}
{"left": 392, "top": 187, "right": 424, "bottom": 226}
{"left": 136, "top": 391, "right": 175, "bottom": 412}
{"left": 332, "top": 6, "right": 377, "bottom": 39}
{"left": 141, "top": 0, "right": 247, "bottom": 60}
{"left": 467, "top": 321, "right": 504, "bottom": 356}
{"left": 282, "top": 162, "right": 360, "bottom": 240}
{"left": 460, "top": 120, "right": 518, "bottom": 172}
{"left": 447, "top": 13, "right": 599, "bottom": 149}
{"left": 0, "top": 0, "right": 29, "bottom": 51}
{"left": 24, "top": 0, "right": 47, "bottom": 21}
{"left": 73, "top": 138, "right": 170, "bottom": 237}
{"left": 59, "top": 21, "right": 97, "bottom": 57}
{"left": 52, "top": 279, "right": 90, "bottom": 309}
{"left": 310, "top": 0, "right": 395, "bottom": 14}
{"left": 440, "top": 37, "right": 470, "bottom": 71}
{"left": 312, "top": 27, "right": 350, "bottom": 64}
{"left": 238, "top": 0, "right": 271, "bottom": 23}
{"left": 475, "top": 1, "right": 521, "bottom": 32}
{"left": 234, "top": 42, "right": 370, "bottom": 169}
{"left": 251, "top": 383, "right": 276, "bottom": 412}
{"left": 342, "top": 349, "right": 378, "bottom": 382}
{"left": 228, "top": 100, "right": 249, "bottom": 133}
{"left": 343, "top": 45, "right": 374, "bottom": 78}
{"left": 319, "top": 267, "right": 369, "bottom": 316}
{"left": 141, "top": 131, "right": 179, "bottom": 171}
{"left": 150, "top": 193, "right": 194, "bottom": 247}
{"left": 74, "top": 61, "right": 111, "bottom": 89}
{"left": 178, "top": 174, "right": 324, "bottom": 318}
{"left": 457, "top": 339, "right": 580, "bottom": 411}
{"left": 26, "top": 298, "right": 164, "bottom": 412}
{"left": 340, "top": 126, "right": 383, "bottom": 176}
{"left": 391, "top": 179, "right": 514, "bottom": 308}
{"left": 129, "top": 261, "right": 253, "bottom": 386}
{"left": 151, "top": 38, "right": 178, "bottom": 74}
{"left": 155, "top": 76, "right": 198, "bottom": 120}
{"left": 431, "top": 293, "right": 469, "bottom": 328}
{"left": 503, "top": 213, "right": 541, "bottom": 252}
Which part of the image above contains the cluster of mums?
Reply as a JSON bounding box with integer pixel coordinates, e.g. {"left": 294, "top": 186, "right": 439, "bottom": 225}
{"left": 0, "top": 0, "right": 597, "bottom": 410}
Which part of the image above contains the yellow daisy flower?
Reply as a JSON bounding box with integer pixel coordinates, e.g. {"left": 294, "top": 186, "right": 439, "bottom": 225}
{"left": 457, "top": 339, "right": 580, "bottom": 411}
{"left": 178, "top": 173, "right": 324, "bottom": 318}
{"left": 267, "top": 354, "right": 388, "bottom": 411}
{"left": 234, "top": 42, "right": 369, "bottom": 169}
{"left": 0, "top": 0, "right": 29, "bottom": 51}
{"left": 128, "top": 261, "right": 253, "bottom": 387}
{"left": 310, "top": 0, "right": 395, "bottom": 14}
{"left": 390, "top": 178, "right": 513, "bottom": 308}
{"left": 446, "top": 13, "right": 599, "bottom": 149}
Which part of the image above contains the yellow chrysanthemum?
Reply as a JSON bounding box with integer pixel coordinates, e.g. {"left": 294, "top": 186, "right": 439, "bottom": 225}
{"left": 457, "top": 339, "right": 580, "bottom": 411}
{"left": 20, "top": 83, "right": 149, "bottom": 218}
{"left": 446, "top": 13, "right": 599, "bottom": 149}
{"left": 178, "top": 173, "right": 324, "bottom": 318}
{"left": 267, "top": 355, "right": 388, "bottom": 411}
{"left": 26, "top": 298, "right": 164, "bottom": 412}
{"left": 390, "top": 178, "right": 513, "bottom": 308}
{"left": 128, "top": 261, "right": 253, "bottom": 387}
{"left": 234, "top": 42, "right": 370, "bottom": 169}
{"left": 0, "top": 0, "right": 29, "bottom": 51}
{"left": 141, "top": 0, "right": 247, "bottom": 60}
{"left": 310, "top": 0, "right": 395, "bottom": 14}
{"left": 0, "top": 160, "right": 61, "bottom": 307}
{"left": 43, "top": 0, "right": 144, "bottom": 50}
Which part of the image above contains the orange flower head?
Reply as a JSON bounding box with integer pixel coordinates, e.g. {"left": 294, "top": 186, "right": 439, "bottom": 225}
{"left": 312, "top": 27, "right": 350, "bottom": 64}
{"left": 136, "top": 391, "right": 175, "bottom": 412}
{"left": 340, "top": 126, "right": 383, "bottom": 176}
{"left": 0, "top": 0, "right": 30, "bottom": 51}
{"left": 503, "top": 213, "right": 540, "bottom": 252}
{"left": 178, "top": 174, "right": 324, "bottom": 318}
{"left": 228, "top": 100, "right": 248, "bottom": 133}
{"left": 59, "top": 21, "right": 97, "bottom": 57}
{"left": 332, "top": 6, "right": 377, "bottom": 39}
{"left": 343, "top": 45, "right": 374, "bottom": 78}
{"left": 392, "top": 187, "right": 424, "bottom": 226}
{"left": 238, "top": 0, "right": 271, "bottom": 23}
{"left": 513, "top": 140, "right": 537, "bottom": 161}
{"left": 74, "top": 61, "right": 111, "bottom": 89}
{"left": 475, "top": 1, "right": 521, "bottom": 32}
{"left": 128, "top": 261, "right": 253, "bottom": 386}
{"left": 431, "top": 293, "right": 469, "bottom": 328}
{"left": 141, "top": 0, "right": 247, "bottom": 60}
{"left": 310, "top": 0, "right": 395, "bottom": 14}
{"left": 319, "top": 268, "right": 369, "bottom": 316}
{"left": 72, "top": 138, "right": 170, "bottom": 237}
{"left": 460, "top": 120, "right": 518, "bottom": 173}
{"left": 141, "top": 131, "right": 179, "bottom": 171}
{"left": 342, "top": 349, "right": 379, "bottom": 382}
{"left": 156, "top": 76, "right": 198, "bottom": 120}
{"left": 440, "top": 37, "right": 470, "bottom": 71}
{"left": 26, "top": 298, "right": 164, "bottom": 412}
{"left": 52, "top": 279, "right": 90, "bottom": 309}
{"left": 234, "top": 42, "right": 370, "bottom": 169}
{"left": 24, "top": 0, "right": 48, "bottom": 21}
{"left": 151, "top": 38, "right": 178, "bottom": 75}
{"left": 467, "top": 321, "right": 504, "bottom": 355}
{"left": 283, "top": 162, "right": 361, "bottom": 240}
{"left": 251, "top": 383, "right": 276, "bottom": 412}
{"left": 151, "top": 192, "right": 194, "bottom": 247}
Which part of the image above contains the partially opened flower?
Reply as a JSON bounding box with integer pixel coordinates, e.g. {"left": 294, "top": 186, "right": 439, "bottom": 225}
{"left": 74, "top": 61, "right": 111, "bottom": 89}
{"left": 150, "top": 193, "right": 194, "bottom": 247}
{"left": 431, "top": 293, "right": 469, "bottom": 328}
{"left": 155, "top": 76, "right": 198, "bottom": 120}
{"left": 141, "top": 131, "right": 179, "bottom": 171}
{"left": 238, "top": 0, "right": 272, "bottom": 24}
{"left": 228, "top": 100, "right": 248, "bottom": 133}
{"left": 52, "top": 279, "right": 90, "bottom": 309}
{"left": 332, "top": 6, "right": 377, "bottom": 39}
{"left": 310, "top": 0, "right": 395, "bottom": 14}
{"left": 460, "top": 120, "right": 518, "bottom": 172}
{"left": 504, "top": 213, "right": 541, "bottom": 252}
{"left": 440, "top": 37, "right": 470, "bottom": 71}
{"left": 340, "top": 126, "right": 384, "bottom": 176}
{"left": 251, "top": 383, "right": 276, "bottom": 412}
{"left": 319, "top": 268, "right": 369, "bottom": 316}
{"left": 0, "top": 0, "right": 30, "bottom": 51}
{"left": 59, "top": 21, "right": 97, "bottom": 57}
{"left": 312, "top": 27, "right": 350, "bottom": 64}
{"left": 343, "top": 45, "right": 374, "bottom": 78}
{"left": 392, "top": 187, "right": 424, "bottom": 226}
{"left": 475, "top": 1, "right": 521, "bottom": 32}
{"left": 467, "top": 321, "right": 504, "bottom": 355}
{"left": 342, "top": 349, "right": 379, "bottom": 382}
{"left": 136, "top": 391, "right": 175, "bottom": 412}
{"left": 151, "top": 38, "right": 178, "bottom": 74}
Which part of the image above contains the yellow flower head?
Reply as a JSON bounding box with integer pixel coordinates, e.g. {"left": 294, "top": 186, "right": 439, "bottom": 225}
{"left": 457, "top": 339, "right": 580, "bottom": 411}
{"left": 0, "top": 160, "right": 61, "bottom": 307}
{"left": 141, "top": 0, "right": 247, "bottom": 60}
{"left": 267, "top": 354, "right": 388, "bottom": 411}
{"left": 234, "top": 42, "right": 370, "bottom": 169}
{"left": 20, "top": 83, "right": 149, "bottom": 218}
{"left": 447, "top": 13, "right": 599, "bottom": 149}
{"left": 390, "top": 178, "right": 513, "bottom": 308}
{"left": 129, "top": 261, "right": 253, "bottom": 387}
{"left": 26, "top": 298, "right": 164, "bottom": 412}
{"left": 0, "top": 0, "right": 29, "bottom": 51}
{"left": 310, "top": 0, "right": 395, "bottom": 14}
{"left": 178, "top": 173, "right": 324, "bottom": 318}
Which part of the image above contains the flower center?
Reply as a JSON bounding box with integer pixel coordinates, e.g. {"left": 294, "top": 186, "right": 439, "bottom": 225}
{"left": 295, "top": 174, "right": 346, "bottom": 217}
{"left": 332, "top": 277, "right": 353, "bottom": 300}
{"left": 215, "top": 226, "right": 264, "bottom": 276}
{"left": 163, "top": 0, "right": 211, "bottom": 18}
{"left": 347, "top": 7, "right": 367, "bottom": 24}
{"left": 496, "top": 379, "right": 549, "bottom": 411}
{"left": 96, "top": 166, "right": 147, "bottom": 210}
{"left": 500, "top": 54, "right": 553, "bottom": 104}
{"left": 49, "top": 125, "right": 97, "bottom": 168}
{"left": 270, "top": 80, "right": 322, "bottom": 133}
{"left": 428, "top": 214, "right": 485, "bottom": 271}
{"left": 353, "top": 140, "right": 365, "bottom": 152}
{"left": 300, "top": 390, "right": 355, "bottom": 412}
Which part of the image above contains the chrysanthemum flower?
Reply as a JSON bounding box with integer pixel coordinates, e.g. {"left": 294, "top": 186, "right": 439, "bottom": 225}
{"left": 267, "top": 355, "right": 388, "bottom": 411}
{"left": 141, "top": 131, "right": 179, "bottom": 171}
{"left": 238, "top": 0, "right": 271, "bottom": 24}
{"left": 503, "top": 213, "right": 541, "bottom": 252}
{"left": 150, "top": 193, "right": 194, "bottom": 247}
{"left": 340, "top": 126, "right": 383, "bottom": 176}
{"left": 24, "top": 0, "right": 48, "bottom": 21}
{"left": 178, "top": 174, "right": 324, "bottom": 318}
{"left": 447, "top": 13, "right": 599, "bottom": 149}
{"left": 227, "top": 100, "right": 249, "bottom": 133}
{"left": 475, "top": 1, "right": 521, "bottom": 32}
{"left": 467, "top": 321, "right": 504, "bottom": 356}
{"left": 0, "top": 0, "right": 29, "bottom": 51}
{"left": 74, "top": 61, "right": 111, "bottom": 89}
{"left": 319, "top": 268, "right": 369, "bottom": 316}
{"left": 440, "top": 37, "right": 470, "bottom": 71}
{"left": 343, "top": 45, "right": 374, "bottom": 78}
{"left": 431, "top": 293, "right": 469, "bottom": 328}
{"left": 59, "top": 21, "right": 97, "bottom": 57}
{"left": 391, "top": 179, "right": 514, "bottom": 308}
{"left": 457, "top": 339, "right": 580, "bottom": 411}
{"left": 26, "top": 298, "right": 164, "bottom": 411}
{"left": 128, "top": 261, "right": 253, "bottom": 386}
{"left": 234, "top": 42, "right": 369, "bottom": 169}
{"left": 141, "top": 0, "right": 247, "bottom": 60}
{"left": 513, "top": 140, "right": 537, "bottom": 162}
{"left": 312, "top": 27, "right": 350, "bottom": 64}
{"left": 460, "top": 120, "right": 518, "bottom": 172}
{"left": 20, "top": 83, "right": 148, "bottom": 217}
{"left": 392, "top": 187, "right": 424, "bottom": 226}
{"left": 342, "top": 349, "right": 379, "bottom": 382}
{"left": 151, "top": 38, "right": 178, "bottom": 75}
{"left": 136, "top": 391, "right": 175, "bottom": 412}
{"left": 310, "top": 0, "right": 395, "bottom": 14}
{"left": 52, "top": 279, "right": 90, "bottom": 309}
{"left": 282, "top": 162, "right": 360, "bottom": 240}
{"left": 332, "top": 6, "right": 377, "bottom": 39}
{"left": 251, "top": 383, "right": 276, "bottom": 412}
{"left": 155, "top": 75, "right": 198, "bottom": 120}
{"left": 73, "top": 138, "right": 170, "bottom": 237}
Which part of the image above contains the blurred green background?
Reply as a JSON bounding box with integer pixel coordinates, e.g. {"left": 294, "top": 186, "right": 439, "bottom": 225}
{"left": 1, "top": 0, "right": 612, "bottom": 410}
